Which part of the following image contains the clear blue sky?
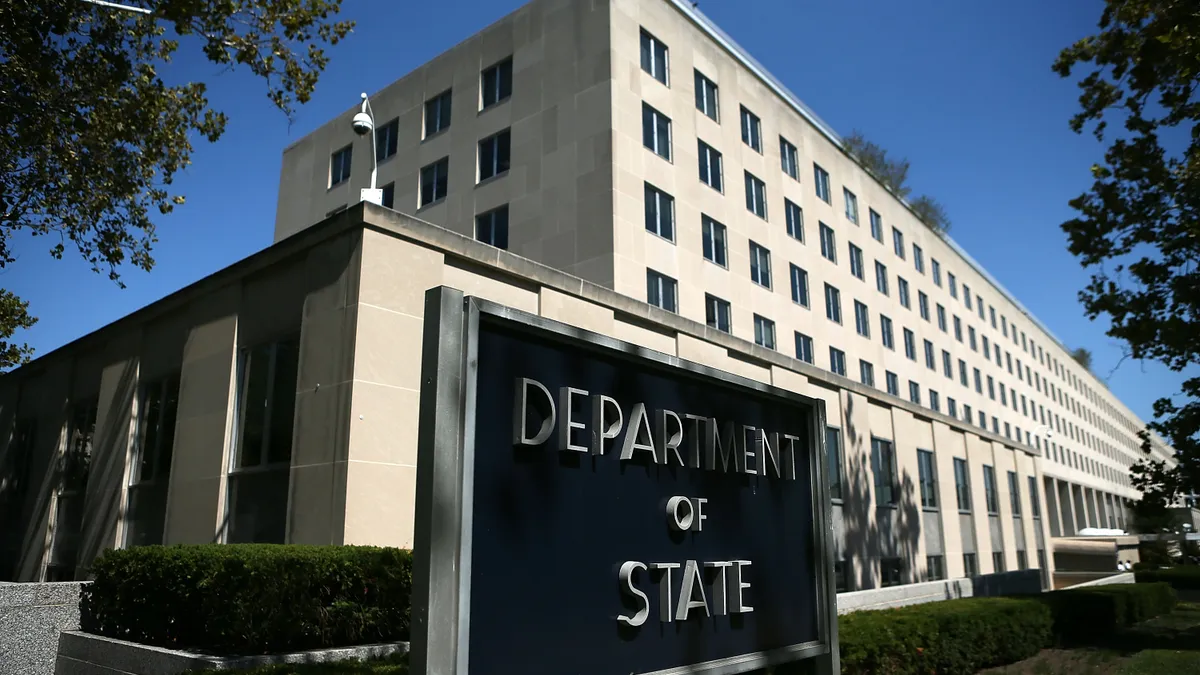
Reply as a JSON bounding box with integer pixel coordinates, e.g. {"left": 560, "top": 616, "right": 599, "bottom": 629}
{"left": 6, "top": 0, "right": 1184, "bottom": 425}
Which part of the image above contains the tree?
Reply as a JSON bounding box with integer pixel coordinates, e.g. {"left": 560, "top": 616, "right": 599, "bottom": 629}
{"left": 1053, "top": 0, "right": 1200, "bottom": 512}
{"left": 841, "top": 130, "right": 952, "bottom": 234}
{"left": 0, "top": 0, "right": 353, "bottom": 369}
{"left": 1069, "top": 347, "right": 1094, "bottom": 371}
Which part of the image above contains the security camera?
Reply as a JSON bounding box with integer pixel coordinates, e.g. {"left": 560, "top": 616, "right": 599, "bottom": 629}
{"left": 352, "top": 111, "right": 374, "bottom": 136}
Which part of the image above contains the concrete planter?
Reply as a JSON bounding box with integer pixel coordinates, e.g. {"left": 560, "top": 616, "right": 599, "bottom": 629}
{"left": 0, "top": 581, "right": 87, "bottom": 675}
{"left": 55, "top": 631, "right": 409, "bottom": 674}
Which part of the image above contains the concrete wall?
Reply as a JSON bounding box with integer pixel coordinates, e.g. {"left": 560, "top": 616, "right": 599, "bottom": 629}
{"left": 0, "top": 581, "right": 84, "bottom": 675}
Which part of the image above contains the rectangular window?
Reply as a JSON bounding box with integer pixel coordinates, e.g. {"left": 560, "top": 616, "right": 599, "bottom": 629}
{"left": 705, "top": 294, "right": 731, "bottom": 333}
{"left": 913, "top": 244, "right": 925, "bottom": 273}
{"left": 330, "top": 144, "right": 352, "bottom": 187}
{"left": 1008, "top": 471, "right": 1022, "bottom": 516}
{"left": 475, "top": 205, "right": 509, "bottom": 249}
{"left": 927, "top": 555, "right": 946, "bottom": 582}
{"left": 989, "top": 305, "right": 997, "bottom": 329}
{"left": 780, "top": 137, "right": 799, "bottom": 179}
{"left": 785, "top": 200, "right": 804, "bottom": 241}
{"left": 814, "top": 163, "right": 831, "bottom": 203}
{"left": 964, "top": 403, "right": 973, "bottom": 423}
{"left": 790, "top": 264, "right": 810, "bottom": 306}
{"left": 919, "top": 291, "right": 930, "bottom": 321}
{"left": 478, "top": 129, "right": 511, "bottom": 181}
{"left": 930, "top": 389, "right": 941, "bottom": 412}
{"left": 753, "top": 314, "right": 776, "bottom": 350}
{"left": 698, "top": 140, "right": 723, "bottom": 191}
{"left": 969, "top": 326, "right": 977, "bottom": 351}
{"left": 983, "top": 465, "right": 1000, "bottom": 514}
{"left": 942, "top": 350, "right": 952, "bottom": 378}
{"left": 795, "top": 332, "right": 814, "bottom": 364}
{"left": 932, "top": 259, "right": 942, "bottom": 286}
{"left": 983, "top": 335, "right": 991, "bottom": 359}
{"left": 918, "top": 449, "right": 938, "bottom": 508}
{"left": 987, "top": 375, "right": 995, "bottom": 400}
{"left": 701, "top": 215, "right": 726, "bottom": 266}
{"left": 860, "top": 360, "right": 875, "bottom": 387}
{"left": 880, "top": 315, "right": 894, "bottom": 349}
{"left": 949, "top": 272, "right": 958, "bottom": 298}
{"left": 993, "top": 552, "right": 1007, "bottom": 573}
{"left": 909, "top": 381, "right": 921, "bottom": 405}
{"left": 959, "top": 359, "right": 968, "bottom": 386}
{"left": 424, "top": 89, "right": 452, "bottom": 137}
{"left": 740, "top": 105, "right": 762, "bottom": 151}
{"left": 954, "top": 458, "right": 972, "bottom": 511}
{"left": 829, "top": 347, "right": 847, "bottom": 376}
{"left": 819, "top": 222, "right": 837, "bottom": 263}
{"left": 644, "top": 183, "right": 675, "bottom": 240}
{"left": 640, "top": 29, "right": 669, "bottom": 84}
{"left": 749, "top": 241, "right": 772, "bottom": 288}
{"left": 849, "top": 243, "right": 865, "bottom": 280}
{"left": 825, "top": 284, "right": 842, "bottom": 324}
{"left": 881, "top": 558, "right": 904, "bottom": 588}
{"left": 898, "top": 277, "right": 910, "bottom": 308}
{"left": 978, "top": 295, "right": 986, "bottom": 320}
{"left": 854, "top": 301, "right": 871, "bottom": 338}
{"left": 964, "top": 285, "right": 973, "bottom": 309}
{"left": 375, "top": 117, "right": 399, "bottom": 162}
{"left": 126, "top": 372, "right": 181, "bottom": 547}
{"left": 893, "top": 227, "right": 905, "bottom": 258}
{"left": 872, "top": 437, "right": 898, "bottom": 506}
{"left": 380, "top": 182, "right": 395, "bottom": 209}
{"left": 844, "top": 188, "right": 859, "bottom": 224}
{"left": 904, "top": 328, "right": 916, "bottom": 360}
{"left": 642, "top": 103, "right": 672, "bottom": 160}
{"left": 827, "top": 428, "right": 844, "bottom": 501}
{"left": 419, "top": 157, "right": 449, "bottom": 206}
{"left": 924, "top": 339, "right": 935, "bottom": 369}
{"left": 886, "top": 371, "right": 899, "bottom": 395}
{"left": 745, "top": 171, "right": 767, "bottom": 219}
{"left": 695, "top": 70, "right": 719, "bottom": 120}
{"left": 974, "top": 368, "right": 983, "bottom": 393}
{"left": 869, "top": 209, "right": 883, "bottom": 241}
{"left": 481, "top": 57, "right": 513, "bottom": 109}
{"left": 875, "top": 261, "right": 889, "bottom": 295}
{"left": 646, "top": 269, "right": 678, "bottom": 313}
{"left": 1028, "top": 476, "right": 1041, "bottom": 518}
{"left": 963, "top": 552, "right": 978, "bottom": 577}
{"left": 947, "top": 397, "right": 958, "bottom": 417}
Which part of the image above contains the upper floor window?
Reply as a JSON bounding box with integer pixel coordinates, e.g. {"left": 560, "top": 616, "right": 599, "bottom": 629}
{"left": 643, "top": 183, "right": 675, "bottom": 240}
{"left": 753, "top": 314, "right": 776, "bottom": 350}
{"left": 937, "top": 304, "right": 947, "bottom": 332}
{"left": 964, "top": 284, "right": 973, "bottom": 309}
{"left": 375, "top": 118, "right": 399, "bottom": 162}
{"left": 898, "top": 276, "right": 910, "bottom": 309}
{"left": 698, "top": 140, "right": 723, "bottom": 191}
{"left": 642, "top": 103, "right": 672, "bottom": 160}
{"left": 706, "top": 294, "right": 731, "bottom": 333}
{"left": 419, "top": 157, "right": 449, "bottom": 206}
{"left": 913, "top": 244, "right": 925, "bottom": 273}
{"left": 780, "top": 137, "right": 799, "bottom": 179}
{"left": 825, "top": 284, "right": 842, "bottom": 324}
{"left": 475, "top": 205, "right": 509, "bottom": 249}
{"left": 481, "top": 58, "right": 513, "bottom": 109}
{"left": 849, "top": 243, "right": 865, "bottom": 280}
{"left": 646, "top": 269, "right": 678, "bottom": 312}
{"left": 701, "top": 215, "right": 727, "bottom": 266}
{"left": 329, "top": 144, "right": 352, "bottom": 187}
{"left": 893, "top": 227, "right": 905, "bottom": 258}
{"left": 880, "top": 315, "right": 895, "bottom": 349}
{"left": 740, "top": 106, "right": 762, "bottom": 152}
{"left": 918, "top": 291, "right": 930, "bottom": 321}
{"left": 875, "top": 261, "right": 889, "bottom": 295}
{"left": 790, "top": 264, "right": 810, "bottom": 307}
{"left": 749, "top": 241, "right": 772, "bottom": 289}
{"left": 424, "top": 89, "right": 452, "bottom": 138}
{"left": 854, "top": 301, "right": 871, "bottom": 338}
{"left": 954, "top": 458, "right": 972, "bottom": 511}
{"left": 983, "top": 466, "right": 1000, "bottom": 514}
{"left": 814, "top": 163, "right": 831, "bottom": 203}
{"left": 932, "top": 259, "right": 942, "bottom": 287}
{"left": 478, "top": 129, "right": 511, "bottom": 181}
{"left": 872, "top": 438, "right": 898, "bottom": 506}
{"left": 795, "top": 332, "right": 814, "bottom": 364}
{"left": 903, "top": 328, "right": 916, "bottom": 360}
{"left": 829, "top": 347, "right": 847, "bottom": 376}
{"left": 886, "top": 371, "right": 900, "bottom": 395}
{"left": 819, "top": 222, "right": 837, "bottom": 263}
{"left": 948, "top": 272, "right": 958, "bottom": 298}
{"left": 694, "top": 70, "right": 719, "bottom": 120}
{"left": 640, "top": 30, "right": 669, "bottom": 85}
{"left": 745, "top": 172, "right": 767, "bottom": 219}
{"left": 869, "top": 209, "right": 883, "bottom": 242}
{"left": 785, "top": 200, "right": 804, "bottom": 241}
{"left": 844, "top": 188, "right": 859, "bottom": 224}
{"left": 918, "top": 450, "right": 938, "bottom": 508}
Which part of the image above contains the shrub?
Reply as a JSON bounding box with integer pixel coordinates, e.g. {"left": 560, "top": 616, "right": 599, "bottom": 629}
{"left": 82, "top": 545, "right": 412, "bottom": 656}
{"left": 1041, "top": 583, "right": 1176, "bottom": 644}
{"left": 839, "top": 597, "right": 1052, "bottom": 675}
{"left": 1137, "top": 566, "right": 1200, "bottom": 590}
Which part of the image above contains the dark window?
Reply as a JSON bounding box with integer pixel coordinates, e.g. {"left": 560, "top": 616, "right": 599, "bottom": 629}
{"left": 705, "top": 294, "right": 731, "bottom": 333}
{"left": 993, "top": 551, "right": 1006, "bottom": 573}
{"left": 814, "top": 164, "right": 831, "bottom": 203}
{"left": 375, "top": 117, "right": 399, "bottom": 161}
{"left": 780, "top": 137, "right": 799, "bottom": 179}
{"left": 785, "top": 200, "right": 804, "bottom": 241}
{"left": 424, "top": 89, "right": 452, "bottom": 137}
{"left": 927, "top": 555, "right": 945, "bottom": 582}
{"left": 753, "top": 314, "right": 776, "bottom": 350}
{"left": 886, "top": 371, "right": 899, "bottom": 395}
{"left": 380, "top": 182, "right": 395, "bottom": 209}
{"left": 698, "top": 140, "right": 723, "bottom": 191}
{"left": 481, "top": 58, "right": 513, "bottom": 109}
{"left": 872, "top": 437, "right": 897, "bottom": 506}
{"left": 918, "top": 449, "right": 938, "bottom": 508}
{"left": 983, "top": 466, "right": 1000, "bottom": 514}
{"left": 963, "top": 552, "right": 978, "bottom": 577}
{"left": 819, "top": 222, "right": 837, "bottom": 262}
{"left": 646, "top": 269, "right": 678, "bottom": 313}
{"left": 419, "top": 157, "right": 449, "bottom": 206}
{"left": 795, "top": 332, "right": 814, "bottom": 364}
{"left": 479, "top": 129, "right": 511, "bottom": 181}
{"left": 749, "top": 242, "right": 772, "bottom": 288}
{"left": 640, "top": 29, "right": 669, "bottom": 84}
{"left": 745, "top": 171, "right": 767, "bottom": 219}
{"left": 701, "top": 215, "right": 726, "bottom": 266}
{"left": 330, "top": 144, "right": 352, "bottom": 187}
{"left": 790, "top": 264, "right": 810, "bottom": 306}
{"left": 954, "top": 458, "right": 972, "bottom": 511}
{"left": 694, "top": 70, "right": 719, "bottom": 120}
{"left": 126, "top": 372, "right": 181, "bottom": 547}
{"left": 642, "top": 103, "right": 672, "bottom": 159}
{"left": 829, "top": 347, "right": 846, "bottom": 376}
{"left": 740, "top": 106, "right": 762, "bottom": 152}
{"left": 881, "top": 558, "right": 903, "bottom": 587}
{"left": 644, "top": 183, "right": 675, "bottom": 240}
{"left": 476, "top": 205, "right": 509, "bottom": 249}
{"left": 1008, "top": 471, "right": 1022, "bottom": 516}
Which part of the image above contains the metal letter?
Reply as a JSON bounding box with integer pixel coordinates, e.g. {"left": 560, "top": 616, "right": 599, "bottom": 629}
{"left": 675, "top": 560, "right": 711, "bottom": 621}
{"left": 590, "top": 394, "right": 623, "bottom": 456}
{"left": 683, "top": 414, "right": 707, "bottom": 468}
{"left": 780, "top": 433, "right": 800, "bottom": 480}
{"left": 693, "top": 497, "right": 707, "bottom": 532}
{"left": 761, "top": 431, "right": 781, "bottom": 478}
{"left": 619, "top": 402, "right": 659, "bottom": 463}
{"left": 731, "top": 560, "right": 754, "bottom": 613}
{"left": 666, "top": 495, "right": 694, "bottom": 531}
{"left": 656, "top": 409, "right": 685, "bottom": 466}
{"left": 705, "top": 561, "right": 733, "bottom": 615}
{"left": 705, "top": 418, "right": 739, "bottom": 473}
{"left": 741, "top": 425, "right": 758, "bottom": 475}
{"left": 513, "top": 377, "right": 555, "bottom": 446}
{"left": 617, "top": 561, "right": 650, "bottom": 627}
{"left": 558, "top": 387, "right": 589, "bottom": 452}
{"left": 650, "top": 562, "right": 680, "bottom": 623}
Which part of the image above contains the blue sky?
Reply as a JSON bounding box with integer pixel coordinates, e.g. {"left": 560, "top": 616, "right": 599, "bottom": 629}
{"left": 6, "top": 0, "right": 1183, "bottom": 424}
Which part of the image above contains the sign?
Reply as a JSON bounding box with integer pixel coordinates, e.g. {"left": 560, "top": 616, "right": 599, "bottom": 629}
{"left": 412, "top": 289, "right": 837, "bottom": 675}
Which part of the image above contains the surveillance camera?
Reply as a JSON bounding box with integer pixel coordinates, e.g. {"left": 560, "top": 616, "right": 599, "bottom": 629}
{"left": 352, "top": 111, "right": 374, "bottom": 136}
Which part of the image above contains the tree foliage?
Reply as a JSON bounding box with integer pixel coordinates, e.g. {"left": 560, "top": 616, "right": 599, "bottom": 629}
{"left": 842, "top": 130, "right": 952, "bottom": 234}
{"left": 0, "top": 0, "right": 353, "bottom": 369}
{"left": 1053, "top": 0, "right": 1200, "bottom": 510}
{"left": 1070, "top": 347, "right": 1095, "bottom": 371}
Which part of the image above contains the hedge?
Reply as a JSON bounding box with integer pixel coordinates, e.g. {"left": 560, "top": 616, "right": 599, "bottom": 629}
{"left": 1039, "top": 583, "right": 1176, "bottom": 644}
{"left": 81, "top": 545, "right": 412, "bottom": 655}
{"left": 1136, "top": 566, "right": 1200, "bottom": 590}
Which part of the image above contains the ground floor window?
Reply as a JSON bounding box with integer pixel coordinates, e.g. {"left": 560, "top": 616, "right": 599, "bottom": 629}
{"left": 963, "top": 552, "right": 978, "bottom": 577}
{"left": 881, "top": 557, "right": 903, "bottom": 587}
{"left": 835, "top": 559, "right": 851, "bottom": 593}
{"left": 926, "top": 555, "right": 945, "bottom": 581}
{"left": 1016, "top": 550, "right": 1028, "bottom": 571}
{"left": 993, "top": 551, "right": 1007, "bottom": 573}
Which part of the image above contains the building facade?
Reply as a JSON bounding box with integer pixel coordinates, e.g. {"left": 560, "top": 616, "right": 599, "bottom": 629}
{"left": 0, "top": 0, "right": 1173, "bottom": 587}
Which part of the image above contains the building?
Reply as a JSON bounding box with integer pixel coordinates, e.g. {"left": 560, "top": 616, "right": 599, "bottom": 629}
{"left": 0, "top": 0, "right": 1174, "bottom": 588}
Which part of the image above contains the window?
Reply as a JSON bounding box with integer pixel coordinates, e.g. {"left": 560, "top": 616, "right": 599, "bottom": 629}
{"left": 919, "top": 291, "right": 930, "bottom": 321}
{"left": 819, "top": 222, "right": 837, "bottom": 262}
{"left": 974, "top": 368, "right": 982, "bottom": 393}
{"left": 904, "top": 328, "right": 916, "bottom": 360}
{"left": 969, "top": 326, "right": 977, "bottom": 351}
{"left": 875, "top": 261, "right": 889, "bottom": 295}
{"left": 844, "top": 188, "right": 859, "bottom": 224}
{"left": 642, "top": 103, "right": 672, "bottom": 159}
{"left": 983, "top": 336, "right": 991, "bottom": 359}
{"left": 1008, "top": 471, "right": 1022, "bottom": 516}
{"left": 644, "top": 183, "right": 675, "bottom": 240}
{"left": 835, "top": 560, "right": 850, "bottom": 593}
{"left": 869, "top": 209, "right": 883, "bottom": 241}
{"left": 872, "top": 437, "right": 898, "bottom": 506}
{"left": 942, "top": 350, "right": 952, "bottom": 378}
{"left": 646, "top": 269, "right": 678, "bottom": 313}
{"left": 424, "top": 89, "right": 452, "bottom": 137}
{"left": 880, "top": 315, "right": 895, "bottom": 349}
{"left": 918, "top": 449, "right": 938, "bottom": 508}
{"left": 886, "top": 371, "right": 899, "bottom": 395}
{"left": 927, "top": 555, "right": 946, "bottom": 582}
{"left": 983, "top": 465, "right": 1000, "bottom": 514}
{"left": 694, "top": 70, "right": 719, "bottom": 120}
{"left": 475, "top": 205, "right": 509, "bottom": 249}
{"left": 481, "top": 57, "right": 512, "bottom": 109}
{"left": 930, "top": 389, "right": 940, "bottom": 412}
{"left": 705, "top": 294, "right": 731, "bottom": 333}
{"left": 126, "top": 372, "right": 180, "bottom": 547}
{"left": 825, "top": 284, "right": 842, "bottom": 323}
{"left": 795, "top": 332, "right": 814, "bottom": 364}
{"left": 978, "top": 295, "right": 985, "bottom": 320}
{"left": 1017, "top": 550, "right": 1028, "bottom": 571}
{"left": 827, "top": 428, "right": 844, "bottom": 500}
{"left": 898, "top": 277, "right": 910, "bottom": 308}
{"left": 698, "top": 140, "right": 723, "bottom": 191}
{"left": 949, "top": 272, "right": 958, "bottom": 298}
{"left": 749, "top": 242, "right": 772, "bottom": 288}
{"left": 849, "top": 243, "right": 865, "bottom": 279}
{"left": 947, "top": 397, "right": 958, "bottom": 417}
{"left": 329, "top": 144, "right": 352, "bottom": 187}
{"left": 913, "top": 244, "right": 925, "bottom": 273}
{"left": 959, "top": 359, "right": 968, "bottom": 385}
{"left": 375, "top": 117, "right": 398, "bottom": 162}
{"left": 937, "top": 304, "right": 947, "bottom": 332}
{"left": 924, "top": 339, "right": 935, "bottom": 369}
{"left": 893, "top": 227, "right": 905, "bottom": 258}
{"left": 932, "top": 259, "right": 942, "bottom": 286}
{"left": 860, "top": 360, "right": 875, "bottom": 387}
{"left": 993, "top": 552, "right": 1007, "bottom": 573}
{"left": 228, "top": 335, "right": 299, "bottom": 544}
{"left": 829, "top": 347, "right": 847, "bottom": 376}
{"left": 419, "top": 157, "right": 449, "bottom": 206}
{"left": 780, "top": 137, "right": 799, "bottom": 179}
{"left": 909, "top": 381, "right": 921, "bottom": 405}
{"left": 881, "top": 558, "right": 904, "bottom": 588}
{"left": 814, "top": 163, "right": 831, "bottom": 203}
{"left": 964, "top": 285, "right": 973, "bottom": 309}
{"left": 380, "top": 182, "right": 395, "bottom": 209}
{"left": 989, "top": 305, "right": 997, "bottom": 328}
{"left": 745, "top": 171, "right": 767, "bottom": 219}
{"left": 785, "top": 200, "right": 804, "bottom": 241}
{"left": 963, "top": 553, "right": 978, "bottom": 577}
{"left": 740, "top": 105, "right": 762, "bottom": 151}
{"left": 478, "top": 129, "right": 511, "bottom": 181}
{"left": 753, "top": 315, "right": 776, "bottom": 350}
{"left": 790, "top": 265, "right": 810, "bottom": 306}
{"left": 964, "top": 403, "right": 973, "bottom": 423}
{"left": 640, "top": 29, "right": 669, "bottom": 84}
{"left": 954, "top": 458, "right": 972, "bottom": 511}
{"left": 854, "top": 301, "right": 871, "bottom": 338}
{"left": 701, "top": 215, "right": 726, "bottom": 266}
{"left": 987, "top": 375, "right": 995, "bottom": 400}
{"left": 1029, "top": 476, "right": 1041, "bottom": 518}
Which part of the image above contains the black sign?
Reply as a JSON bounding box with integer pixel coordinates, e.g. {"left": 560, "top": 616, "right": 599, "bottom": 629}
{"left": 460, "top": 313, "right": 825, "bottom": 675}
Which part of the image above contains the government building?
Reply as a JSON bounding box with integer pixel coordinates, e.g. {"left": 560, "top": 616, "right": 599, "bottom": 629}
{"left": 0, "top": 0, "right": 1175, "bottom": 591}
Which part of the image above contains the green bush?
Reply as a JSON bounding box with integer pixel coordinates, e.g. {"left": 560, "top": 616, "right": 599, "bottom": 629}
{"left": 1041, "top": 583, "right": 1176, "bottom": 643}
{"left": 839, "top": 597, "right": 1052, "bottom": 675}
{"left": 82, "top": 545, "right": 412, "bottom": 655}
{"left": 1137, "top": 566, "right": 1200, "bottom": 590}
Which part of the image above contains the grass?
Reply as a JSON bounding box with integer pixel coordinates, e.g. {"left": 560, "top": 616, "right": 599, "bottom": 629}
{"left": 1119, "top": 650, "right": 1200, "bottom": 674}
{"left": 216, "top": 653, "right": 408, "bottom": 674}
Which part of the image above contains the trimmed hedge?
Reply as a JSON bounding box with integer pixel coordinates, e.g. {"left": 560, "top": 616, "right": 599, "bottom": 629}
{"left": 1136, "top": 565, "right": 1200, "bottom": 590}
{"left": 1039, "top": 583, "right": 1176, "bottom": 644}
{"left": 839, "top": 597, "right": 1052, "bottom": 675}
{"left": 82, "top": 545, "right": 412, "bottom": 655}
